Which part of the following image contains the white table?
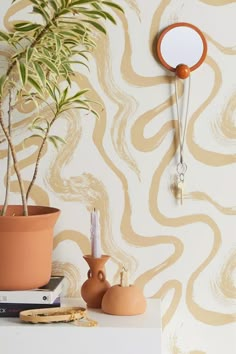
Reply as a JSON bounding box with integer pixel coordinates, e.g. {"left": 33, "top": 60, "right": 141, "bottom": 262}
{"left": 0, "top": 298, "right": 162, "bottom": 354}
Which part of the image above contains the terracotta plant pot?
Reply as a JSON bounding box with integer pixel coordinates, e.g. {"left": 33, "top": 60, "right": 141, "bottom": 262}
{"left": 81, "top": 255, "right": 110, "bottom": 308}
{"left": 101, "top": 284, "right": 146, "bottom": 316}
{"left": 0, "top": 205, "right": 60, "bottom": 290}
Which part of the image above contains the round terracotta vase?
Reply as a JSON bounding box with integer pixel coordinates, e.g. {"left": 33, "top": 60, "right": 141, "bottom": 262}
{"left": 81, "top": 255, "right": 110, "bottom": 308}
{"left": 0, "top": 205, "right": 60, "bottom": 290}
{"left": 101, "top": 284, "right": 146, "bottom": 316}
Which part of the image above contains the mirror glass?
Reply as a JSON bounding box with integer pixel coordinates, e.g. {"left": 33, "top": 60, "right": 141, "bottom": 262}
{"left": 157, "top": 23, "right": 207, "bottom": 72}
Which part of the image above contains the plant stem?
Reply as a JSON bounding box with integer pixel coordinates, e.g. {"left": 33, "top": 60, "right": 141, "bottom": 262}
{"left": 2, "top": 13, "right": 59, "bottom": 211}
{"left": 26, "top": 112, "right": 58, "bottom": 201}
{"left": 1, "top": 91, "right": 12, "bottom": 216}
{"left": 0, "top": 99, "right": 28, "bottom": 216}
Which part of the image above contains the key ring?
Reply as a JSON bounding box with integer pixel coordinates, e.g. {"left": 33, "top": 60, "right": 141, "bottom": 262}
{"left": 177, "top": 162, "right": 187, "bottom": 175}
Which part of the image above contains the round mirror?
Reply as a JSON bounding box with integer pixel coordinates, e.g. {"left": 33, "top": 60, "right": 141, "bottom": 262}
{"left": 156, "top": 22, "right": 207, "bottom": 76}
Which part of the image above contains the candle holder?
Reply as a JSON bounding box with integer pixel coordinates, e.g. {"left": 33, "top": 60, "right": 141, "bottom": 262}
{"left": 101, "top": 284, "right": 146, "bottom": 315}
{"left": 101, "top": 267, "right": 146, "bottom": 315}
{"left": 81, "top": 255, "right": 110, "bottom": 308}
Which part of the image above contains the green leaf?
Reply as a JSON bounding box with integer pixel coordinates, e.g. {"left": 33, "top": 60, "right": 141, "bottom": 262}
{"left": 60, "top": 87, "right": 69, "bottom": 103}
{"left": 58, "top": 8, "right": 71, "bottom": 15}
{"left": 102, "top": 11, "right": 116, "bottom": 24}
{"left": 59, "top": 20, "right": 87, "bottom": 31}
{"left": 38, "top": 58, "right": 59, "bottom": 75}
{"left": 60, "top": 64, "right": 68, "bottom": 77}
{"left": 46, "top": 82, "right": 58, "bottom": 102}
{"left": 69, "top": 60, "right": 89, "bottom": 69}
{"left": 26, "top": 47, "right": 34, "bottom": 62}
{"left": 71, "top": 27, "right": 88, "bottom": 36}
{"left": 40, "top": 0, "right": 48, "bottom": 8}
{"left": 28, "top": 76, "right": 43, "bottom": 94}
{"left": 68, "top": 89, "right": 89, "bottom": 101}
{"left": 0, "top": 30, "right": 10, "bottom": 42}
{"left": 17, "top": 61, "right": 27, "bottom": 85}
{"left": 14, "top": 23, "right": 41, "bottom": 32}
{"left": 31, "top": 116, "right": 50, "bottom": 131}
{"left": 63, "top": 38, "right": 80, "bottom": 47}
{"left": 49, "top": 0, "right": 58, "bottom": 11}
{"left": 42, "top": 47, "right": 51, "bottom": 58}
{"left": 68, "top": 106, "right": 99, "bottom": 119}
{"left": 66, "top": 76, "right": 72, "bottom": 87}
{"left": 50, "top": 135, "right": 66, "bottom": 144}
{"left": 48, "top": 135, "right": 66, "bottom": 149}
{"left": 33, "top": 6, "right": 50, "bottom": 22}
{"left": 82, "top": 20, "right": 106, "bottom": 34}
{"left": 54, "top": 34, "right": 62, "bottom": 53}
{"left": 72, "top": 0, "right": 96, "bottom": 5}
{"left": 90, "top": 109, "right": 99, "bottom": 119}
{"left": 34, "top": 62, "right": 46, "bottom": 86}
{"left": 32, "top": 116, "right": 43, "bottom": 125}
{"left": 80, "top": 10, "right": 107, "bottom": 20}
{"left": 84, "top": 98, "right": 103, "bottom": 108}
{"left": 103, "top": 1, "right": 124, "bottom": 13}
{"left": 77, "top": 51, "right": 89, "bottom": 61}
{"left": 14, "top": 22, "right": 33, "bottom": 28}
{"left": 31, "top": 125, "right": 46, "bottom": 133}
{"left": 60, "top": 30, "right": 79, "bottom": 39}
{"left": 83, "top": 36, "right": 96, "bottom": 47}
{"left": 70, "top": 99, "right": 90, "bottom": 108}
{"left": 92, "top": 3, "right": 103, "bottom": 11}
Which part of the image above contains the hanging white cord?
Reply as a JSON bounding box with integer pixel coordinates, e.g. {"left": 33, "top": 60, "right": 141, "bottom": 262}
{"left": 174, "top": 73, "right": 191, "bottom": 204}
{"left": 174, "top": 74, "right": 191, "bottom": 165}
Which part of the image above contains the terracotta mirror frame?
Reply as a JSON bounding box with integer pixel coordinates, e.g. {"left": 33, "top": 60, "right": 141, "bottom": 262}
{"left": 156, "top": 22, "right": 207, "bottom": 79}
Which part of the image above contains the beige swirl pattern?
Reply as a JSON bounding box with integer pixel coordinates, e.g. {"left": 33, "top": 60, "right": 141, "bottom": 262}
{"left": 200, "top": 0, "right": 235, "bottom": 4}
{"left": 214, "top": 251, "right": 236, "bottom": 300}
{"left": 1, "top": 1, "right": 236, "bottom": 353}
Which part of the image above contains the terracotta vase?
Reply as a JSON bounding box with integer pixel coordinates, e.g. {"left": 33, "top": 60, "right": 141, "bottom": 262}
{"left": 81, "top": 255, "right": 110, "bottom": 308}
{"left": 101, "top": 284, "right": 146, "bottom": 315}
{"left": 0, "top": 205, "right": 60, "bottom": 290}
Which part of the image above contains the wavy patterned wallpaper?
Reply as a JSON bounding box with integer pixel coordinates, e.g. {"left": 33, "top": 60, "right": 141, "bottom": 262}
{"left": 0, "top": 0, "right": 236, "bottom": 353}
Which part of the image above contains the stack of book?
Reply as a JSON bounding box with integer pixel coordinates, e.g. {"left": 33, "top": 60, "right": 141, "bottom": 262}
{"left": 0, "top": 276, "right": 64, "bottom": 317}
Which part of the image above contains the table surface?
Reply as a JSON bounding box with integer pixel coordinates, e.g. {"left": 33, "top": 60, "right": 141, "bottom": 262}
{"left": 0, "top": 298, "right": 162, "bottom": 354}
{"left": 0, "top": 298, "right": 161, "bottom": 328}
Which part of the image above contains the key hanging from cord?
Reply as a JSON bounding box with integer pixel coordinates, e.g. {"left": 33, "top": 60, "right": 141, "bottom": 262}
{"left": 174, "top": 64, "right": 191, "bottom": 205}
{"left": 176, "top": 158, "right": 187, "bottom": 205}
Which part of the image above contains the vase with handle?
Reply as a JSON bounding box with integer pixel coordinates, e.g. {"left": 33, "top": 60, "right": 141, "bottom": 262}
{"left": 81, "top": 255, "right": 110, "bottom": 308}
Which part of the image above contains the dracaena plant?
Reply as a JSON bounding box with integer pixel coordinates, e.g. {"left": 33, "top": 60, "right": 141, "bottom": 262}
{"left": 0, "top": 0, "right": 123, "bottom": 216}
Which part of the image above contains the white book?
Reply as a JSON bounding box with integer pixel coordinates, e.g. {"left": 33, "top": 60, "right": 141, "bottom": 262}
{"left": 0, "top": 276, "right": 64, "bottom": 304}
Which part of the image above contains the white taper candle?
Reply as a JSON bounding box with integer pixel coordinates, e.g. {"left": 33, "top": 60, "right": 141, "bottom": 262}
{"left": 90, "top": 209, "right": 102, "bottom": 258}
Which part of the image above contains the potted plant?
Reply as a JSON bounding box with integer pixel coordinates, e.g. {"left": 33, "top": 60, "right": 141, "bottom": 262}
{"left": 0, "top": 0, "right": 123, "bottom": 290}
